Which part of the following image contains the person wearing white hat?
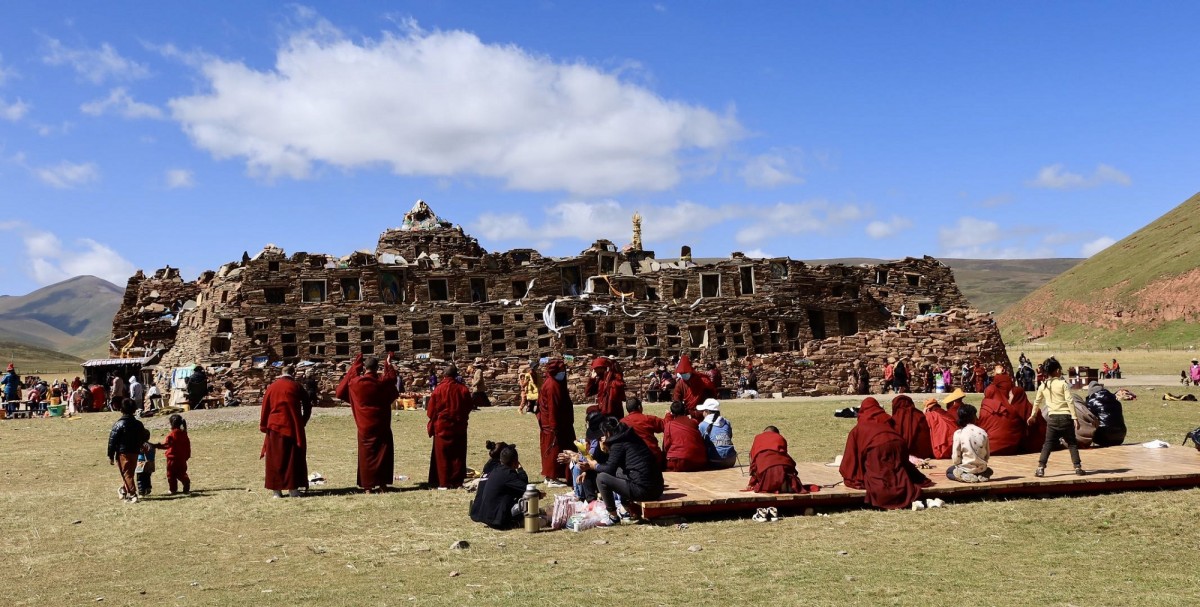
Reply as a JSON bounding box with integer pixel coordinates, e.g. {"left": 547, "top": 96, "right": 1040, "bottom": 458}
{"left": 697, "top": 399, "right": 737, "bottom": 469}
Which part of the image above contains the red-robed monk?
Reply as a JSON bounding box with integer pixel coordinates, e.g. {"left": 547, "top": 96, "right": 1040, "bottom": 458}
{"left": 662, "top": 400, "right": 707, "bottom": 471}
{"left": 336, "top": 353, "right": 400, "bottom": 492}
{"left": 585, "top": 357, "right": 626, "bottom": 419}
{"left": 621, "top": 397, "right": 665, "bottom": 466}
{"left": 672, "top": 355, "right": 717, "bottom": 420}
{"left": 260, "top": 365, "right": 309, "bottom": 498}
{"left": 978, "top": 367, "right": 1045, "bottom": 455}
{"left": 745, "top": 426, "right": 814, "bottom": 494}
{"left": 839, "top": 397, "right": 932, "bottom": 510}
{"left": 923, "top": 388, "right": 966, "bottom": 458}
{"left": 890, "top": 394, "right": 934, "bottom": 459}
{"left": 537, "top": 359, "right": 576, "bottom": 486}
{"left": 426, "top": 364, "right": 473, "bottom": 489}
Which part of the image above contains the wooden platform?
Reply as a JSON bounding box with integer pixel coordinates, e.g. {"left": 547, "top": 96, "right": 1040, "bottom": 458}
{"left": 636, "top": 444, "right": 1200, "bottom": 519}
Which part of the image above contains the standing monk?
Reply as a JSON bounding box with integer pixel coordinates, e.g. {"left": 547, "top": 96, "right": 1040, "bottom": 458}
{"left": 260, "top": 365, "right": 309, "bottom": 498}
{"left": 586, "top": 357, "right": 626, "bottom": 419}
{"left": 972, "top": 360, "right": 987, "bottom": 393}
{"left": 537, "top": 359, "right": 575, "bottom": 487}
{"left": 672, "top": 355, "right": 717, "bottom": 420}
{"left": 426, "top": 364, "right": 473, "bottom": 489}
{"left": 336, "top": 353, "right": 400, "bottom": 492}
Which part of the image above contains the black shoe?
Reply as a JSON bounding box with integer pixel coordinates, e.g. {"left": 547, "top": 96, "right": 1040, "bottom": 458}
{"left": 1075, "top": 467, "right": 1086, "bottom": 476}
{"left": 1034, "top": 467, "right": 1045, "bottom": 477}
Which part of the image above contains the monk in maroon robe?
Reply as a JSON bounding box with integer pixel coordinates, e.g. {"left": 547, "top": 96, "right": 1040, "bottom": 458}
{"left": 260, "top": 366, "right": 309, "bottom": 497}
{"left": 673, "top": 355, "right": 717, "bottom": 420}
{"left": 839, "top": 397, "right": 932, "bottom": 510}
{"left": 923, "top": 389, "right": 965, "bottom": 458}
{"left": 890, "top": 395, "right": 934, "bottom": 459}
{"left": 336, "top": 353, "right": 399, "bottom": 492}
{"left": 973, "top": 361, "right": 987, "bottom": 393}
{"left": 622, "top": 397, "right": 665, "bottom": 466}
{"left": 585, "top": 357, "right": 626, "bottom": 419}
{"left": 426, "top": 364, "right": 472, "bottom": 489}
{"left": 745, "top": 426, "right": 815, "bottom": 494}
{"left": 537, "top": 359, "right": 576, "bottom": 484}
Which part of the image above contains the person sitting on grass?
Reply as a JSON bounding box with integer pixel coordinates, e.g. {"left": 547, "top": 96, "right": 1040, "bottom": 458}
{"left": 662, "top": 400, "right": 708, "bottom": 472}
{"left": 108, "top": 398, "right": 149, "bottom": 503}
{"left": 947, "top": 404, "right": 992, "bottom": 483}
{"left": 470, "top": 444, "right": 534, "bottom": 530}
{"left": 578, "top": 418, "right": 664, "bottom": 524}
{"left": 560, "top": 410, "right": 609, "bottom": 502}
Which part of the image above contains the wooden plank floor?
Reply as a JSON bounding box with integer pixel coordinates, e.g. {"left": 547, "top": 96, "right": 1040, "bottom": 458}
{"left": 636, "top": 444, "right": 1200, "bottom": 519}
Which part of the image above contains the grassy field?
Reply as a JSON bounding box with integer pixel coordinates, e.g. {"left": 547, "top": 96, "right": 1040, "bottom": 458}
{"left": 1006, "top": 347, "right": 1198, "bottom": 377}
{"left": 0, "top": 340, "right": 84, "bottom": 377}
{"left": 3, "top": 389, "right": 1200, "bottom": 607}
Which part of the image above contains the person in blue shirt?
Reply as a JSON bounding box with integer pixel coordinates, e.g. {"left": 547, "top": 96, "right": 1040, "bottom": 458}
{"left": 2, "top": 363, "right": 21, "bottom": 415}
{"left": 697, "top": 399, "right": 737, "bottom": 469}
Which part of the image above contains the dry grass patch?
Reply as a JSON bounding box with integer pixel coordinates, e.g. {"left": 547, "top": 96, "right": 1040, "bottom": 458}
{"left": 3, "top": 392, "right": 1200, "bottom": 606}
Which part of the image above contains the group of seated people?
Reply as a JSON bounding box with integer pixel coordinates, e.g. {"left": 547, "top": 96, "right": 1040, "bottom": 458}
{"left": 838, "top": 362, "right": 1129, "bottom": 509}
{"left": 469, "top": 396, "right": 816, "bottom": 528}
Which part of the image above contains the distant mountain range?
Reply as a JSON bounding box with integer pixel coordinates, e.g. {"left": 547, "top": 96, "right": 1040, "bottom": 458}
{"left": 0, "top": 275, "right": 123, "bottom": 360}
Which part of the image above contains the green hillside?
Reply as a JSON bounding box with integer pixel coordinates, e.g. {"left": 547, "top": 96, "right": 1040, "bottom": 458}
{"left": 0, "top": 275, "right": 122, "bottom": 359}
{"left": 999, "top": 191, "right": 1200, "bottom": 347}
{"left": 0, "top": 340, "right": 84, "bottom": 374}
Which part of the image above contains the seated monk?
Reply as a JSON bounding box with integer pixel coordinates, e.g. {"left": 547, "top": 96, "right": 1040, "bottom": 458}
{"left": 662, "top": 401, "right": 708, "bottom": 472}
{"left": 744, "top": 426, "right": 816, "bottom": 494}
{"left": 977, "top": 370, "right": 1035, "bottom": 456}
{"left": 890, "top": 395, "right": 933, "bottom": 459}
{"left": 923, "top": 389, "right": 965, "bottom": 459}
{"left": 840, "top": 397, "right": 933, "bottom": 510}
{"left": 621, "top": 398, "right": 665, "bottom": 466}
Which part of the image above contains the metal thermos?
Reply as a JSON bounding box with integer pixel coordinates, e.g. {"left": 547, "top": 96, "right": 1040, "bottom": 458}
{"left": 523, "top": 483, "right": 540, "bottom": 533}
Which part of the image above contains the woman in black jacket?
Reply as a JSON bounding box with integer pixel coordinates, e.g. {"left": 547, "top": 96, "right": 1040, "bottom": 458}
{"left": 580, "top": 418, "right": 664, "bottom": 523}
{"left": 469, "top": 445, "right": 530, "bottom": 529}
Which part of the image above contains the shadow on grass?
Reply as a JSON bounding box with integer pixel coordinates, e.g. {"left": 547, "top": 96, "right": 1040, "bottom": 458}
{"left": 150, "top": 487, "right": 246, "bottom": 500}
{"left": 303, "top": 485, "right": 429, "bottom": 497}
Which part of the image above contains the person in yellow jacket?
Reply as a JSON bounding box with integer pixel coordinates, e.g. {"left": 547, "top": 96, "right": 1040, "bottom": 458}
{"left": 518, "top": 361, "right": 540, "bottom": 415}
{"left": 1029, "top": 357, "right": 1085, "bottom": 477}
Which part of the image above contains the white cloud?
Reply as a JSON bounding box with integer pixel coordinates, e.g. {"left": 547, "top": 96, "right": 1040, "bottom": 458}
{"left": 742, "top": 248, "right": 773, "bottom": 258}
{"left": 739, "top": 152, "right": 801, "bottom": 188}
{"left": 32, "top": 160, "right": 100, "bottom": 189}
{"left": 168, "top": 16, "right": 741, "bottom": 195}
{"left": 938, "top": 216, "right": 1054, "bottom": 258}
{"left": 42, "top": 38, "right": 149, "bottom": 84}
{"left": 1027, "top": 163, "right": 1131, "bottom": 190}
{"left": 80, "top": 87, "right": 163, "bottom": 119}
{"left": 164, "top": 168, "right": 196, "bottom": 189}
{"left": 865, "top": 215, "right": 913, "bottom": 239}
{"left": 1, "top": 98, "right": 30, "bottom": 121}
{"left": 735, "top": 201, "right": 864, "bottom": 245}
{"left": 475, "top": 199, "right": 731, "bottom": 247}
{"left": 1081, "top": 236, "right": 1116, "bottom": 257}
{"left": 0, "top": 223, "right": 135, "bottom": 286}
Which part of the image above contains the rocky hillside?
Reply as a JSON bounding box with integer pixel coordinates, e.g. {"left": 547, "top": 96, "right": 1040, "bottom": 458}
{"left": 0, "top": 276, "right": 123, "bottom": 359}
{"left": 999, "top": 191, "right": 1200, "bottom": 347}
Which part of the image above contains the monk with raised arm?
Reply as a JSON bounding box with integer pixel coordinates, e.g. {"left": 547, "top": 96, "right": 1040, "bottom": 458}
{"left": 672, "top": 355, "right": 717, "bottom": 420}
{"left": 337, "top": 353, "right": 400, "bottom": 492}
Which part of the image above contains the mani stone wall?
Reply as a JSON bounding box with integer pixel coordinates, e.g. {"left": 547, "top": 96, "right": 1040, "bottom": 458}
{"left": 114, "top": 200, "right": 1001, "bottom": 404}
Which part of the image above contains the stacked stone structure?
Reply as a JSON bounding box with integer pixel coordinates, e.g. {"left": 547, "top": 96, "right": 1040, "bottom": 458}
{"left": 110, "top": 200, "right": 1009, "bottom": 404}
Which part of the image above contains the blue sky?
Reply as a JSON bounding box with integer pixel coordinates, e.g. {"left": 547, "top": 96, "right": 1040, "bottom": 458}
{"left": 2, "top": 2, "right": 1198, "bottom": 295}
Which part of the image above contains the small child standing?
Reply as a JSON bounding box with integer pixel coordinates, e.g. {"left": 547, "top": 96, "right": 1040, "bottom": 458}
{"left": 947, "top": 404, "right": 992, "bottom": 483}
{"left": 154, "top": 414, "right": 192, "bottom": 494}
{"left": 136, "top": 442, "right": 156, "bottom": 496}
{"left": 1030, "top": 357, "right": 1085, "bottom": 477}
{"left": 108, "top": 398, "right": 149, "bottom": 502}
